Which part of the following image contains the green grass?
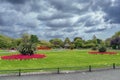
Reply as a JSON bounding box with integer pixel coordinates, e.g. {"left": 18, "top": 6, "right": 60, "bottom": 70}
{"left": 0, "top": 49, "right": 120, "bottom": 70}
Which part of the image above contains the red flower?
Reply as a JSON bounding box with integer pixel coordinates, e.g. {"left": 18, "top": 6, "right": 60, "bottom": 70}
{"left": 1, "top": 54, "right": 46, "bottom": 60}
{"left": 88, "top": 52, "right": 117, "bottom": 55}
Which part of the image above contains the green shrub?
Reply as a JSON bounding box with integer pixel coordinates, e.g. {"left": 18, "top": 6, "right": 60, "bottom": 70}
{"left": 98, "top": 46, "right": 107, "bottom": 52}
{"left": 91, "top": 47, "right": 97, "bottom": 50}
{"left": 17, "top": 34, "right": 37, "bottom": 55}
{"left": 18, "top": 43, "right": 36, "bottom": 55}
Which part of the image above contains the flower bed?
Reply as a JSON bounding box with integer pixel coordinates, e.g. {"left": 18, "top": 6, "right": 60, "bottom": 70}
{"left": 1, "top": 54, "right": 46, "bottom": 60}
{"left": 88, "top": 51, "right": 117, "bottom": 55}
{"left": 37, "top": 46, "right": 51, "bottom": 50}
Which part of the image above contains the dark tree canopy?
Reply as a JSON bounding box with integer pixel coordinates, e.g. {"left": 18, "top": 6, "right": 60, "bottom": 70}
{"left": 30, "top": 35, "right": 39, "bottom": 43}
{"left": 74, "top": 37, "right": 82, "bottom": 41}
{"left": 110, "top": 37, "right": 120, "bottom": 49}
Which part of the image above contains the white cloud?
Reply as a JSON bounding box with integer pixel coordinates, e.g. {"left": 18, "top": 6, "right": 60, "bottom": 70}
{"left": 0, "top": 0, "right": 120, "bottom": 40}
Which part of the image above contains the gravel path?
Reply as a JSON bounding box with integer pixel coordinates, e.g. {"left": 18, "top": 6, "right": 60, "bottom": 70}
{"left": 0, "top": 69, "right": 120, "bottom": 80}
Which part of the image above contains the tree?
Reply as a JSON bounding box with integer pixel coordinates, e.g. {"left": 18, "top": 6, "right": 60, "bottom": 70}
{"left": 112, "top": 31, "right": 120, "bottom": 38}
{"left": 108, "top": 31, "right": 120, "bottom": 49}
{"left": 74, "top": 38, "right": 83, "bottom": 49}
{"left": 64, "top": 37, "right": 71, "bottom": 49}
{"left": 83, "top": 40, "right": 96, "bottom": 48}
{"left": 49, "top": 38, "right": 63, "bottom": 48}
{"left": 0, "top": 34, "right": 14, "bottom": 49}
{"left": 110, "top": 37, "right": 120, "bottom": 49}
{"left": 92, "top": 35, "right": 97, "bottom": 46}
{"left": 105, "top": 38, "right": 111, "bottom": 47}
{"left": 30, "top": 35, "right": 39, "bottom": 43}
{"left": 64, "top": 37, "right": 71, "bottom": 44}
{"left": 70, "top": 43, "right": 75, "bottom": 49}
{"left": 74, "top": 37, "right": 82, "bottom": 42}
{"left": 39, "top": 40, "right": 52, "bottom": 48}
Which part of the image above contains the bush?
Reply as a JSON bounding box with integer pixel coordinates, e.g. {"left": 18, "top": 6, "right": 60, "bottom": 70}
{"left": 18, "top": 43, "right": 36, "bottom": 55}
{"left": 17, "top": 34, "right": 37, "bottom": 55}
{"left": 98, "top": 46, "right": 107, "bottom": 52}
{"left": 91, "top": 47, "right": 97, "bottom": 50}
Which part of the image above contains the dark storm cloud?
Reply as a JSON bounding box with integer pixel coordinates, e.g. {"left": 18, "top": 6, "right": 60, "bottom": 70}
{"left": 46, "top": 19, "right": 72, "bottom": 28}
{"left": 90, "top": 0, "right": 120, "bottom": 24}
{"left": 85, "top": 27, "right": 106, "bottom": 33}
{"left": 62, "top": 28, "right": 74, "bottom": 33}
{"left": 104, "top": 6, "right": 120, "bottom": 23}
{"left": 0, "top": 17, "right": 4, "bottom": 26}
{"left": 47, "top": 0, "right": 91, "bottom": 14}
{"left": 37, "top": 12, "right": 73, "bottom": 21}
{"left": 5, "top": 0, "right": 27, "bottom": 4}
{"left": 0, "top": 12, "right": 16, "bottom": 26}
{"left": 45, "top": 34, "right": 63, "bottom": 39}
{"left": 0, "top": 0, "right": 120, "bottom": 40}
{"left": 0, "top": 27, "right": 14, "bottom": 33}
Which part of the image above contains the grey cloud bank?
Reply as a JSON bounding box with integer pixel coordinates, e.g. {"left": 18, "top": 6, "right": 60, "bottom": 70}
{"left": 0, "top": 0, "right": 120, "bottom": 40}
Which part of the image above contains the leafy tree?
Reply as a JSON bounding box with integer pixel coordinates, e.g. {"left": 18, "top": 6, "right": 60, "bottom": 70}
{"left": 112, "top": 31, "right": 120, "bottom": 38}
{"left": 0, "top": 34, "right": 14, "bottom": 49}
{"left": 92, "top": 35, "right": 97, "bottom": 46}
{"left": 74, "top": 37, "right": 82, "bottom": 41}
{"left": 74, "top": 38, "right": 83, "bottom": 49}
{"left": 110, "top": 31, "right": 120, "bottom": 49}
{"left": 111, "top": 37, "right": 120, "bottom": 49}
{"left": 64, "top": 37, "right": 71, "bottom": 49}
{"left": 83, "top": 40, "right": 95, "bottom": 48}
{"left": 64, "top": 37, "right": 71, "bottom": 44}
{"left": 15, "top": 38, "right": 22, "bottom": 46}
{"left": 105, "top": 38, "right": 111, "bottom": 47}
{"left": 49, "top": 38, "right": 63, "bottom": 48}
{"left": 30, "top": 35, "right": 39, "bottom": 43}
{"left": 70, "top": 43, "right": 75, "bottom": 49}
{"left": 39, "top": 40, "right": 52, "bottom": 48}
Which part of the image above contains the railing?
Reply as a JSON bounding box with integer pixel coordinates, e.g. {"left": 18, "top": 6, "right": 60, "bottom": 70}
{"left": 0, "top": 63, "right": 119, "bottom": 77}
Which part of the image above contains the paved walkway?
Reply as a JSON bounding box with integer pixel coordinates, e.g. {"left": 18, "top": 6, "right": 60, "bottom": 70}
{"left": 0, "top": 69, "right": 120, "bottom": 80}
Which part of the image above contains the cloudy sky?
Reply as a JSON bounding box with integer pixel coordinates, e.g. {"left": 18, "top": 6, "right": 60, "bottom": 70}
{"left": 0, "top": 0, "right": 120, "bottom": 40}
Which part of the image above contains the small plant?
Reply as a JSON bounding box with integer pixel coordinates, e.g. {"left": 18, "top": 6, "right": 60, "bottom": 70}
{"left": 17, "top": 34, "right": 37, "bottom": 55}
{"left": 98, "top": 46, "right": 107, "bottom": 52}
{"left": 91, "top": 47, "right": 97, "bottom": 50}
{"left": 18, "top": 43, "right": 36, "bottom": 55}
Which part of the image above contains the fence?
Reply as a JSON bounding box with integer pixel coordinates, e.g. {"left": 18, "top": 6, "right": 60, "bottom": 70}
{"left": 0, "top": 63, "right": 119, "bottom": 77}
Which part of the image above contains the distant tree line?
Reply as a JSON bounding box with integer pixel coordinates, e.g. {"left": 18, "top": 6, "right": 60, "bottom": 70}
{"left": 1, "top": 31, "right": 120, "bottom": 50}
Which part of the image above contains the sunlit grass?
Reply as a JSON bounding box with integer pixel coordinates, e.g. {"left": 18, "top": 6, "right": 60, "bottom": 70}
{"left": 0, "top": 49, "right": 120, "bottom": 70}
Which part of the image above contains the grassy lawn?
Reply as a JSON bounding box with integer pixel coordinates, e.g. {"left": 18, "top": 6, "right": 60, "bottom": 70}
{"left": 0, "top": 49, "right": 120, "bottom": 70}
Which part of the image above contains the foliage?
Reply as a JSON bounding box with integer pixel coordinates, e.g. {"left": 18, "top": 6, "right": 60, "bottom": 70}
{"left": 70, "top": 43, "right": 75, "bottom": 49}
{"left": 74, "top": 38, "right": 83, "bottom": 48}
{"left": 64, "top": 37, "right": 71, "bottom": 49}
{"left": 30, "top": 35, "right": 39, "bottom": 43}
{"left": 73, "top": 37, "right": 82, "bottom": 41}
{"left": 110, "top": 37, "right": 120, "bottom": 49}
{"left": 98, "top": 46, "right": 107, "bottom": 52}
{"left": 83, "top": 42, "right": 96, "bottom": 48}
{"left": 18, "top": 34, "right": 37, "bottom": 55}
{"left": 0, "top": 34, "right": 14, "bottom": 49}
{"left": 39, "top": 40, "right": 52, "bottom": 48}
{"left": 105, "top": 38, "right": 111, "bottom": 47}
{"left": 64, "top": 37, "right": 71, "bottom": 44}
{"left": 18, "top": 43, "right": 36, "bottom": 55}
{"left": 49, "top": 38, "right": 63, "bottom": 48}
{"left": 112, "top": 31, "right": 120, "bottom": 38}
{"left": 91, "top": 47, "right": 97, "bottom": 50}
{"left": 2, "top": 31, "right": 120, "bottom": 50}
